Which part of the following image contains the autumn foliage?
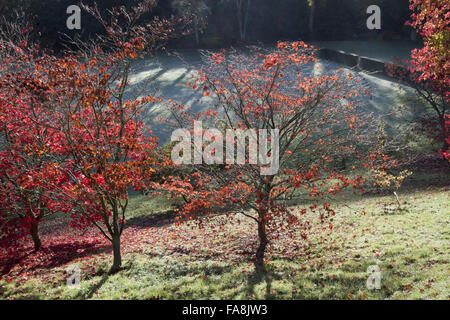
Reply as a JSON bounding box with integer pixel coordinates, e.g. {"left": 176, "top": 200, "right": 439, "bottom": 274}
{"left": 0, "top": 0, "right": 185, "bottom": 272}
{"left": 408, "top": 0, "right": 449, "bottom": 98}
{"left": 0, "top": 19, "right": 72, "bottom": 252}
{"left": 163, "top": 42, "right": 395, "bottom": 271}
{"left": 0, "top": 0, "right": 446, "bottom": 282}
{"left": 387, "top": 0, "right": 449, "bottom": 155}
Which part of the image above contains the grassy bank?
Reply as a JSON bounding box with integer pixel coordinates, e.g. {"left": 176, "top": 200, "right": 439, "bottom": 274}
{"left": 0, "top": 185, "right": 448, "bottom": 300}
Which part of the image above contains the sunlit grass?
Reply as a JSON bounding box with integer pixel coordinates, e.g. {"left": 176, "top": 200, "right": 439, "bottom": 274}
{"left": 1, "top": 185, "right": 448, "bottom": 300}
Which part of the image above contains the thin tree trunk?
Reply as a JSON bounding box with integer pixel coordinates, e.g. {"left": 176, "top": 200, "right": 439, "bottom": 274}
{"left": 410, "top": 29, "right": 417, "bottom": 41}
{"left": 237, "top": 0, "right": 243, "bottom": 40}
{"left": 255, "top": 218, "right": 268, "bottom": 273}
{"left": 393, "top": 191, "right": 402, "bottom": 209}
{"left": 111, "top": 234, "right": 122, "bottom": 273}
{"left": 443, "top": 127, "right": 449, "bottom": 152}
{"left": 242, "top": 0, "right": 251, "bottom": 40}
{"left": 254, "top": 182, "right": 272, "bottom": 273}
{"left": 440, "top": 114, "right": 449, "bottom": 151}
{"left": 255, "top": 195, "right": 269, "bottom": 273}
{"left": 194, "top": 19, "right": 200, "bottom": 45}
{"left": 30, "top": 222, "right": 41, "bottom": 251}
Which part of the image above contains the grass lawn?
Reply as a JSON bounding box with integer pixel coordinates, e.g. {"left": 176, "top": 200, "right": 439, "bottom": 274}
{"left": 0, "top": 171, "right": 448, "bottom": 300}
{"left": 311, "top": 40, "right": 422, "bottom": 63}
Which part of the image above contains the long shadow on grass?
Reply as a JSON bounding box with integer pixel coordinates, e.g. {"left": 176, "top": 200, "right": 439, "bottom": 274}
{"left": 0, "top": 241, "right": 112, "bottom": 279}
{"left": 31, "top": 242, "right": 111, "bottom": 272}
{"left": 125, "top": 207, "right": 233, "bottom": 230}
{"left": 125, "top": 210, "right": 179, "bottom": 229}
{"left": 78, "top": 273, "right": 111, "bottom": 299}
{"left": 165, "top": 262, "right": 234, "bottom": 279}
{"left": 244, "top": 270, "right": 286, "bottom": 299}
{"left": 73, "top": 261, "right": 138, "bottom": 299}
{"left": 0, "top": 251, "right": 33, "bottom": 278}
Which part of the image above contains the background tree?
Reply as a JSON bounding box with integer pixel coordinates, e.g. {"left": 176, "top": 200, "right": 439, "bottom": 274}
{"left": 0, "top": 98, "right": 70, "bottom": 251}
{"left": 172, "top": 0, "right": 210, "bottom": 45}
{"left": 164, "top": 42, "right": 398, "bottom": 272}
{"left": 221, "top": 0, "right": 252, "bottom": 41}
{"left": 4, "top": 0, "right": 415, "bottom": 50}
{"left": 307, "top": 0, "right": 316, "bottom": 40}
{"left": 0, "top": 17, "right": 71, "bottom": 251}
{"left": 54, "top": 0, "right": 185, "bottom": 273}
{"left": 387, "top": 0, "right": 449, "bottom": 154}
{"left": 444, "top": 115, "right": 450, "bottom": 160}
{"left": 0, "top": 0, "right": 30, "bottom": 15}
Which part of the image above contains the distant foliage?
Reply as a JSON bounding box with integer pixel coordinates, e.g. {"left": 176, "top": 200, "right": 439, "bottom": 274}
{"left": 408, "top": 0, "right": 449, "bottom": 97}
{"left": 1, "top": 0, "right": 414, "bottom": 51}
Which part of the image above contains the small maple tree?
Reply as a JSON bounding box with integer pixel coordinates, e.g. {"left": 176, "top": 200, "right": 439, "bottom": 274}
{"left": 0, "top": 1, "right": 188, "bottom": 272}
{"left": 51, "top": 0, "right": 185, "bottom": 272}
{"left": 164, "top": 42, "right": 396, "bottom": 272}
{"left": 0, "top": 17, "right": 71, "bottom": 251}
{"left": 0, "top": 97, "right": 70, "bottom": 251}
{"left": 387, "top": 0, "right": 449, "bottom": 155}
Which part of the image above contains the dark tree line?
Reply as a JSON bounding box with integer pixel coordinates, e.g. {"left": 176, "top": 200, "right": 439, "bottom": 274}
{"left": 1, "top": 0, "right": 414, "bottom": 51}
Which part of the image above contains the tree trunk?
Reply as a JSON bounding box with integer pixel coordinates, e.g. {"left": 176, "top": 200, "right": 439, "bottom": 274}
{"left": 308, "top": 0, "right": 315, "bottom": 40}
{"left": 194, "top": 19, "right": 200, "bottom": 45}
{"left": 236, "top": 0, "right": 251, "bottom": 41}
{"left": 443, "top": 139, "right": 449, "bottom": 155}
{"left": 30, "top": 222, "right": 41, "bottom": 251}
{"left": 393, "top": 191, "right": 402, "bottom": 209}
{"left": 439, "top": 113, "right": 449, "bottom": 152}
{"left": 410, "top": 29, "right": 417, "bottom": 41}
{"left": 255, "top": 217, "right": 268, "bottom": 273}
{"left": 237, "top": 0, "right": 243, "bottom": 40}
{"left": 110, "top": 234, "right": 122, "bottom": 273}
{"left": 242, "top": 0, "right": 251, "bottom": 41}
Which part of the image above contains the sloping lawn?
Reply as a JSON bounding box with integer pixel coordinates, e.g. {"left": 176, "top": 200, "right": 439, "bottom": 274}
{"left": 0, "top": 183, "right": 448, "bottom": 300}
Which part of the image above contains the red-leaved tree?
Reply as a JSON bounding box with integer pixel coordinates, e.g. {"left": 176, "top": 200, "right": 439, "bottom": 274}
{"left": 0, "top": 17, "right": 72, "bottom": 251}
{"left": 387, "top": 0, "right": 449, "bottom": 155}
{"left": 49, "top": 1, "right": 185, "bottom": 272}
{"left": 0, "top": 1, "right": 188, "bottom": 272}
